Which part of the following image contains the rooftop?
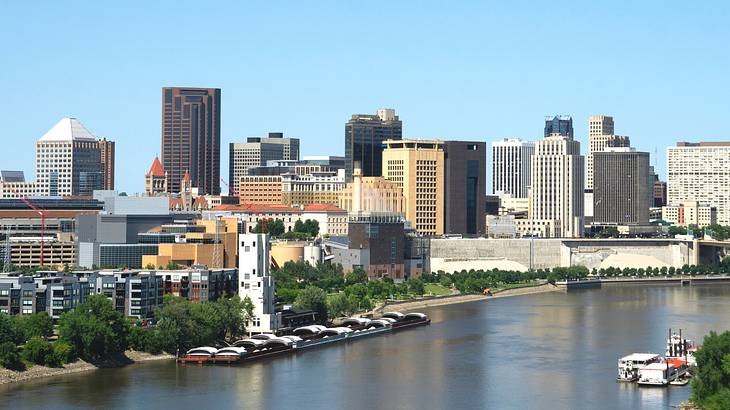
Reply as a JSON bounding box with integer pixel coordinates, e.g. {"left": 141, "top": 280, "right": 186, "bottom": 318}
{"left": 39, "top": 118, "right": 96, "bottom": 142}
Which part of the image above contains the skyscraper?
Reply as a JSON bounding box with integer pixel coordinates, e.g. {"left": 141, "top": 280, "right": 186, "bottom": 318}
{"left": 586, "top": 115, "right": 630, "bottom": 190}
{"left": 667, "top": 142, "right": 730, "bottom": 225}
{"left": 529, "top": 133, "right": 584, "bottom": 237}
{"left": 544, "top": 115, "right": 573, "bottom": 139}
{"left": 492, "top": 138, "right": 534, "bottom": 198}
{"left": 36, "top": 118, "right": 102, "bottom": 196}
{"left": 97, "top": 137, "right": 115, "bottom": 190}
{"left": 382, "top": 139, "right": 444, "bottom": 236}
{"left": 444, "top": 141, "right": 486, "bottom": 236}
{"left": 161, "top": 87, "right": 221, "bottom": 195}
{"left": 593, "top": 147, "right": 651, "bottom": 225}
{"left": 261, "top": 132, "right": 300, "bottom": 161}
{"left": 345, "top": 108, "right": 402, "bottom": 182}
{"left": 229, "top": 138, "right": 285, "bottom": 195}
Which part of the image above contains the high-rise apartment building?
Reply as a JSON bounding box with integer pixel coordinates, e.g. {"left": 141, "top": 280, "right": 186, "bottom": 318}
{"left": 161, "top": 87, "right": 221, "bottom": 195}
{"left": 593, "top": 148, "right": 651, "bottom": 225}
{"left": 345, "top": 108, "right": 402, "bottom": 182}
{"left": 667, "top": 142, "right": 730, "bottom": 225}
{"left": 586, "top": 115, "right": 630, "bottom": 190}
{"left": 492, "top": 138, "right": 534, "bottom": 198}
{"left": 238, "top": 233, "right": 278, "bottom": 333}
{"left": 229, "top": 138, "right": 285, "bottom": 194}
{"left": 382, "top": 139, "right": 444, "bottom": 236}
{"left": 97, "top": 138, "right": 115, "bottom": 190}
{"left": 544, "top": 115, "right": 573, "bottom": 139}
{"left": 36, "top": 118, "right": 103, "bottom": 197}
{"left": 529, "top": 134, "right": 584, "bottom": 237}
{"left": 444, "top": 141, "right": 486, "bottom": 236}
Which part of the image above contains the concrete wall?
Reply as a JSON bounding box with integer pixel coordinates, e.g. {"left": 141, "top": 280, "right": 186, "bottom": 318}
{"left": 429, "top": 238, "right": 696, "bottom": 273}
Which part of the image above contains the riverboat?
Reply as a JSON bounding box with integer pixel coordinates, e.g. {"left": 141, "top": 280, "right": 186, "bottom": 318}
{"left": 637, "top": 358, "right": 688, "bottom": 386}
{"left": 617, "top": 353, "right": 661, "bottom": 382}
{"left": 666, "top": 328, "right": 699, "bottom": 367}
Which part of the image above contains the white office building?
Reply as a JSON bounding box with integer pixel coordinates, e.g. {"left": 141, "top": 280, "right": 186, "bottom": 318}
{"left": 492, "top": 138, "right": 534, "bottom": 198}
{"left": 667, "top": 142, "right": 730, "bottom": 225}
{"left": 238, "top": 233, "right": 279, "bottom": 334}
{"left": 586, "top": 115, "right": 630, "bottom": 190}
{"left": 528, "top": 134, "right": 584, "bottom": 237}
{"left": 36, "top": 118, "right": 102, "bottom": 196}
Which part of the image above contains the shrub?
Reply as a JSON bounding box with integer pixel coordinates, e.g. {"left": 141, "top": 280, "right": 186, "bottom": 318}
{"left": 21, "top": 336, "right": 52, "bottom": 365}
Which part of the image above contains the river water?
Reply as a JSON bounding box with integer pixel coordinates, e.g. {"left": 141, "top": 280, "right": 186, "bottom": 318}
{"left": 3, "top": 284, "right": 730, "bottom": 410}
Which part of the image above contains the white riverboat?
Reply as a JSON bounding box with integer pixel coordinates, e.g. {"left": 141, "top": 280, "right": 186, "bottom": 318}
{"left": 666, "top": 329, "right": 698, "bottom": 367}
{"left": 637, "top": 358, "right": 688, "bottom": 386}
{"left": 617, "top": 353, "right": 661, "bottom": 382}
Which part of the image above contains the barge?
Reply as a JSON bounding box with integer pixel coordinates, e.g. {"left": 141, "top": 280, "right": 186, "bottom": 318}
{"left": 177, "top": 311, "right": 430, "bottom": 365}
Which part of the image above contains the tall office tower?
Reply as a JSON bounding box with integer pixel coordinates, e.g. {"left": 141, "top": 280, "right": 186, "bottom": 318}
{"left": 667, "top": 142, "right": 730, "bottom": 224}
{"left": 492, "top": 138, "right": 534, "bottom": 198}
{"left": 260, "top": 132, "right": 300, "bottom": 161}
{"left": 588, "top": 115, "right": 614, "bottom": 137}
{"left": 593, "top": 148, "right": 651, "bottom": 225}
{"left": 161, "top": 87, "right": 221, "bottom": 195}
{"left": 345, "top": 108, "right": 402, "bottom": 182}
{"left": 529, "top": 134, "right": 584, "bottom": 237}
{"left": 97, "top": 138, "right": 115, "bottom": 190}
{"left": 382, "top": 139, "right": 444, "bottom": 236}
{"left": 238, "top": 233, "right": 279, "bottom": 333}
{"left": 36, "top": 118, "right": 102, "bottom": 197}
{"left": 444, "top": 141, "right": 486, "bottom": 236}
{"left": 586, "top": 115, "right": 630, "bottom": 190}
{"left": 229, "top": 138, "right": 285, "bottom": 195}
{"left": 544, "top": 115, "right": 573, "bottom": 139}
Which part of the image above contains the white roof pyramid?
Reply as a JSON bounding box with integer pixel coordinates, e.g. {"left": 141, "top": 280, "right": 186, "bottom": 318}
{"left": 39, "top": 118, "right": 96, "bottom": 142}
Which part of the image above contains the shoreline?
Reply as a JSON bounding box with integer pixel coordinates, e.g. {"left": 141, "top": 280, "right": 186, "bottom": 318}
{"left": 0, "top": 351, "right": 175, "bottom": 386}
{"left": 380, "top": 283, "right": 561, "bottom": 313}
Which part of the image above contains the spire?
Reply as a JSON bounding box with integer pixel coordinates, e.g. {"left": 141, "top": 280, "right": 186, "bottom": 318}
{"left": 147, "top": 157, "right": 165, "bottom": 177}
{"left": 183, "top": 170, "right": 191, "bottom": 182}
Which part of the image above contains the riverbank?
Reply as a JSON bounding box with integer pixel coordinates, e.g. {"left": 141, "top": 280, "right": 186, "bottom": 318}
{"left": 0, "top": 351, "right": 174, "bottom": 386}
{"left": 380, "top": 283, "right": 561, "bottom": 313}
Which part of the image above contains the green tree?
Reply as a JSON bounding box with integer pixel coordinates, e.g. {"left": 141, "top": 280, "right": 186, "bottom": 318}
{"left": 668, "top": 226, "right": 688, "bottom": 236}
{"left": 21, "top": 336, "right": 52, "bottom": 365}
{"left": 691, "top": 330, "right": 730, "bottom": 408}
{"left": 303, "top": 219, "right": 319, "bottom": 237}
{"left": 0, "top": 341, "right": 24, "bottom": 370}
{"left": 0, "top": 313, "right": 22, "bottom": 345}
{"left": 293, "top": 286, "right": 328, "bottom": 323}
{"left": 407, "top": 278, "right": 425, "bottom": 295}
{"left": 58, "top": 294, "right": 130, "bottom": 362}
{"left": 49, "top": 340, "right": 75, "bottom": 365}
{"left": 327, "top": 293, "right": 355, "bottom": 318}
{"left": 254, "top": 218, "right": 285, "bottom": 236}
{"left": 345, "top": 267, "right": 368, "bottom": 286}
{"left": 15, "top": 312, "right": 53, "bottom": 342}
{"left": 212, "top": 295, "right": 254, "bottom": 343}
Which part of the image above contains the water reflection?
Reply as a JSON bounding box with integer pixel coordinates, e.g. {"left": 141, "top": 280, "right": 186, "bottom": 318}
{"left": 2, "top": 285, "right": 730, "bottom": 410}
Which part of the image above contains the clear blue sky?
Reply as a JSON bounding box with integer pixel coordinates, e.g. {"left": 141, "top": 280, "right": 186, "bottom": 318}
{"left": 1, "top": 1, "right": 728, "bottom": 193}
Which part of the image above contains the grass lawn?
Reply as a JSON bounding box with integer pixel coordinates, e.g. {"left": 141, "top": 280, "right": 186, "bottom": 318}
{"left": 424, "top": 283, "right": 453, "bottom": 296}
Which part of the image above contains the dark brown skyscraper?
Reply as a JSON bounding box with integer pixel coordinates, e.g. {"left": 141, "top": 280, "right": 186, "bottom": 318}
{"left": 97, "top": 138, "right": 115, "bottom": 190}
{"left": 161, "top": 87, "right": 221, "bottom": 195}
{"left": 444, "top": 141, "right": 486, "bottom": 236}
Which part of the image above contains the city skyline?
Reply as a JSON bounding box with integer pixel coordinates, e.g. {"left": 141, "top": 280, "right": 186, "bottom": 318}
{"left": 2, "top": 2, "right": 729, "bottom": 193}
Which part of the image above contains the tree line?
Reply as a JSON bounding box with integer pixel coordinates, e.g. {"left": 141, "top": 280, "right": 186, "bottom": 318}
{"left": 253, "top": 218, "right": 320, "bottom": 239}
{"left": 0, "top": 294, "right": 255, "bottom": 371}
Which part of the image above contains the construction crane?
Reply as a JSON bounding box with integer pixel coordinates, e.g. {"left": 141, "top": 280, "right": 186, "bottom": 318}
{"left": 6, "top": 187, "right": 46, "bottom": 266}
{"left": 220, "top": 178, "right": 235, "bottom": 196}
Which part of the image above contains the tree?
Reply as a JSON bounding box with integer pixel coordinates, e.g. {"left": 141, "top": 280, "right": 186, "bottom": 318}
{"left": 254, "top": 218, "right": 285, "bottom": 236}
{"left": 668, "top": 226, "right": 688, "bottom": 236}
{"left": 58, "top": 294, "right": 129, "bottom": 362}
{"left": 15, "top": 312, "right": 53, "bottom": 342}
{"left": 21, "top": 336, "right": 52, "bottom": 365}
{"left": 327, "top": 293, "right": 355, "bottom": 318}
{"left": 0, "top": 342, "right": 24, "bottom": 370}
{"left": 212, "top": 295, "right": 254, "bottom": 343}
{"left": 144, "top": 263, "right": 156, "bottom": 270}
{"left": 407, "top": 278, "right": 425, "bottom": 295}
{"left": 0, "top": 313, "right": 22, "bottom": 345}
{"left": 303, "top": 219, "right": 319, "bottom": 237}
{"left": 293, "top": 286, "right": 328, "bottom": 323}
{"left": 345, "top": 267, "right": 368, "bottom": 286}
{"left": 691, "top": 330, "right": 730, "bottom": 409}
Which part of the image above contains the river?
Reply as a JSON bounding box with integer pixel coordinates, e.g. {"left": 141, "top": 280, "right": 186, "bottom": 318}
{"left": 3, "top": 284, "right": 730, "bottom": 409}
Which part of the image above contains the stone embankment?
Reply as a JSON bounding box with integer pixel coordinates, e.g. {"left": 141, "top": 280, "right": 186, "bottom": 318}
{"left": 378, "top": 283, "right": 561, "bottom": 314}
{"left": 0, "top": 351, "right": 174, "bottom": 386}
